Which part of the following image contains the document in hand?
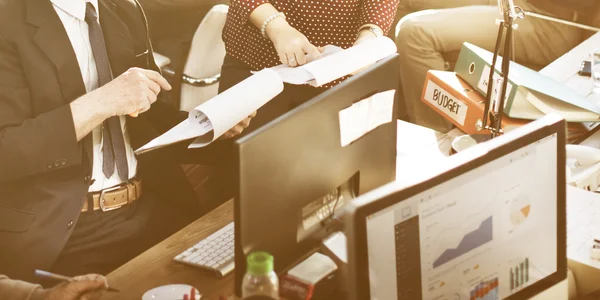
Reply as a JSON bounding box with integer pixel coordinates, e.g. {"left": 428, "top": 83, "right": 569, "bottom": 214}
{"left": 135, "top": 37, "right": 397, "bottom": 154}
{"left": 135, "top": 69, "right": 283, "bottom": 154}
{"left": 270, "top": 36, "right": 397, "bottom": 87}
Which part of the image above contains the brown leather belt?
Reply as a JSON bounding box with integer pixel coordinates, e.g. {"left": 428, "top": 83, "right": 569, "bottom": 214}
{"left": 82, "top": 179, "right": 142, "bottom": 212}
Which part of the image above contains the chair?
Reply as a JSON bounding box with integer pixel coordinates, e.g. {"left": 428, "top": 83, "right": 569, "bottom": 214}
{"left": 155, "top": 4, "right": 229, "bottom": 111}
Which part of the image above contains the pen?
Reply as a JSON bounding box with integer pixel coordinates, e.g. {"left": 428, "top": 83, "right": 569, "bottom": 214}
{"left": 34, "top": 270, "right": 120, "bottom": 293}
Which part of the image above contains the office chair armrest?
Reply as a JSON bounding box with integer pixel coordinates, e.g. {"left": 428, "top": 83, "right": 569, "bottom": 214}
{"left": 155, "top": 52, "right": 220, "bottom": 87}
{"left": 161, "top": 65, "right": 220, "bottom": 87}
{"left": 180, "top": 73, "right": 221, "bottom": 87}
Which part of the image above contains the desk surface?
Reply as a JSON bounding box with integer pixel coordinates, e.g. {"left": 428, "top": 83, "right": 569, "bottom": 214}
{"left": 106, "top": 120, "right": 453, "bottom": 299}
{"left": 106, "top": 201, "right": 234, "bottom": 300}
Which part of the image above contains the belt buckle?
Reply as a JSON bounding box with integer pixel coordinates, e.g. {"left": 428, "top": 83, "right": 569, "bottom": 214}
{"left": 99, "top": 184, "right": 125, "bottom": 212}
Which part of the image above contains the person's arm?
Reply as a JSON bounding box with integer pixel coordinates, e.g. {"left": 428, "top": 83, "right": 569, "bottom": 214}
{"left": 228, "top": 0, "right": 320, "bottom": 66}
{"left": 356, "top": 0, "right": 400, "bottom": 43}
{"left": 0, "top": 29, "right": 169, "bottom": 183}
{"left": 0, "top": 274, "right": 108, "bottom": 300}
{"left": 0, "top": 33, "right": 83, "bottom": 183}
{"left": 0, "top": 275, "right": 46, "bottom": 300}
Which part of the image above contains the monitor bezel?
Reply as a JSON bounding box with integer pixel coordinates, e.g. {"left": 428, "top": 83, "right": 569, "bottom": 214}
{"left": 233, "top": 54, "right": 400, "bottom": 296}
{"left": 347, "top": 115, "right": 567, "bottom": 300}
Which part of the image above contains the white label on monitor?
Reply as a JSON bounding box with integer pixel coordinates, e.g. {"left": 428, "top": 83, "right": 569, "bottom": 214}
{"left": 338, "top": 90, "right": 395, "bottom": 147}
{"left": 478, "top": 65, "right": 514, "bottom": 108}
{"left": 423, "top": 80, "right": 468, "bottom": 126}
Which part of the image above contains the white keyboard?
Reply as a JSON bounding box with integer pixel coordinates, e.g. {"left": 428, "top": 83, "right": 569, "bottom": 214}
{"left": 173, "top": 222, "right": 235, "bottom": 277}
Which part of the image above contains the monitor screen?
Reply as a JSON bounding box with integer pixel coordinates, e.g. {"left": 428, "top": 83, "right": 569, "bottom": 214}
{"left": 357, "top": 123, "right": 564, "bottom": 300}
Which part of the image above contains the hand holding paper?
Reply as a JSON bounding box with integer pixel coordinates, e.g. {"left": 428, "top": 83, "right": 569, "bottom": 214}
{"left": 270, "top": 36, "right": 397, "bottom": 87}
{"left": 135, "top": 69, "right": 283, "bottom": 154}
{"left": 135, "top": 37, "right": 398, "bottom": 154}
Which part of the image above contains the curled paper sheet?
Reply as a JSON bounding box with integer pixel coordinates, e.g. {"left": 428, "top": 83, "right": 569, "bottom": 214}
{"left": 135, "top": 69, "right": 283, "bottom": 154}
{"left": 134, "top": 116, "right": 212, "bottom": 155}
{"left": 188, "top": 68, "right": 284, "bottom": 148}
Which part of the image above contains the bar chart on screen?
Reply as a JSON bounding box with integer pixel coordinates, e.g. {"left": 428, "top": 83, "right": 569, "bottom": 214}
{"left": 469, "top": 277, "right": 499, "bottom": 300}
{"left": 508, "top": 257, "right": 531, "bottom": 292}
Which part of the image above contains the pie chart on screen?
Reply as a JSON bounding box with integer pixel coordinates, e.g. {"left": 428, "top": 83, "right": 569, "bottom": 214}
{"left": 510, "top": 194, "right": 531, "bottom": 226}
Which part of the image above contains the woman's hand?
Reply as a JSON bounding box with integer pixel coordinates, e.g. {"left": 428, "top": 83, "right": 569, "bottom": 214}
{"left": 265, "top": 18, "right": 321, "bottom": 67}
{"left": 353, "top": 28, "right": 379, "bottom": 47}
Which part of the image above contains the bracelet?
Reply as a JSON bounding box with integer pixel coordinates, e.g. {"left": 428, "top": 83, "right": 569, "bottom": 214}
{"left": 261, "top": 12, "right": 286, "bottom": 39}
{"left": 356, "top": 25, "right": 383, "bottom": 39}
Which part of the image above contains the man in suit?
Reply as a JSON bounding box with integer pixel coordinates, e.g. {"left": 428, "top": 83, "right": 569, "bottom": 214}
{"left": 0, "top": 0, "right": 252, "bottom": 281}
{"left": 395, "top": 0, "right": 599, "bottom": 132}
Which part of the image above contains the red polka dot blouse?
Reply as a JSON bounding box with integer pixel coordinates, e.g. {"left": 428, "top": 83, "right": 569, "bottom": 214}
{"left": 223, "top": 0, "right": 399, "bottom": 72}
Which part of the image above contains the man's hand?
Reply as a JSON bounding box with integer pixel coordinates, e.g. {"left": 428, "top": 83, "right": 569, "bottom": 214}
{"left": 220, "top": 111, "right": 257, "bottom": 140}
{"left": 94, "top": 67, "right": 172, "bottom": 117}
{"left": 41, "top": 274, "right": 108, "bottom": 300}
{"left": 70, "top": 67, "right": 172, "bottom": 141}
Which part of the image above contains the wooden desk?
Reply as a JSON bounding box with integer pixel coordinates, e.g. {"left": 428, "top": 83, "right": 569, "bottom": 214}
{"left": 106, "top": 201, "right": 235, "bottom": 300}
{"left": 105, "top": 120, "right": 454, "bottom": 299}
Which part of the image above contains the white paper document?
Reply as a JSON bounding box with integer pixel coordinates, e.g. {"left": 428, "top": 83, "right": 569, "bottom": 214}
{"left": 394, "top": 121, "right": 462, "bottom": 188}
{"left": 135, "top": 69, "right": 283, "bottom": 154}
{"left": 338, "top": 90, "right": 395, "bottom": 147}
{"left": 269, "top": 45, "right": 343, "bottom": 85}
{"left": 135, "top": 38, "right": 397, "bottom": 154}
{"left": 188, "top": 69, "right": 284, "bottom": 148}
{"left": 271, "top": 36, "right": 397, "bottom": 87}
{"left": 134, "top": 119, "right": 212, "bottom": 154}
{"left": 566, "top": 185, "right": 600, "bottom": 267}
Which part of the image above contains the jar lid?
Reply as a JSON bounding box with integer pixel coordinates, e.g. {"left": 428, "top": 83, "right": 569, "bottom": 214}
{"left": 247, "top": 252, "right": 274, "bottom": 275}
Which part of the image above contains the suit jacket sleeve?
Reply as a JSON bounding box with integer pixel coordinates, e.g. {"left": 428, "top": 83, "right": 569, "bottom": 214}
{"left": 0, "top": 275, "right": 46, "bottom": 300}
{"left": 0, "top": 33, "right": 81, "bottom": 183}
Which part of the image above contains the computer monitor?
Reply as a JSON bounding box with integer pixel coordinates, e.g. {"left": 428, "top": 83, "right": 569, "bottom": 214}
{"left": 346, "top": 114, "right": 567, "bottom": 300}
{"left": 233, "top": 55, "right": 400, "bottom": 295}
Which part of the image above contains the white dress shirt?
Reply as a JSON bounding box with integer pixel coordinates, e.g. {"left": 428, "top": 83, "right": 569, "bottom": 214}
{"left": 51, "top": 0, "right": 138, "bottom": 192}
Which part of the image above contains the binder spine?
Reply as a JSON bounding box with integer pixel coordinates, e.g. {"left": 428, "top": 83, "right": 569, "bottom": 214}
{"left": 455, "top": 44, "right": 518, "bottom": 116}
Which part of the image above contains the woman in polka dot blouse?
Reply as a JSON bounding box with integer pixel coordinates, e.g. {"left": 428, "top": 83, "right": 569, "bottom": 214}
{"left": 218, "top": 0, "right": 400, "bottom": 134}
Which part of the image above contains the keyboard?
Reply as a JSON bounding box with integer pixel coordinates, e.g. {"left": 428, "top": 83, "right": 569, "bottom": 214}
{"left": 173, "top": 222, "right": 235, "bottom": 277}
